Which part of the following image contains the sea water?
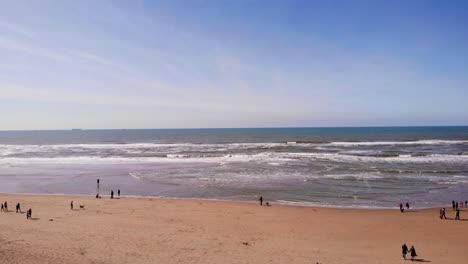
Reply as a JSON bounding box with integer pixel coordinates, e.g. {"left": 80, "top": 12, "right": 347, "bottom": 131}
{"left": 0, "top": 127, "right": 467, "bottom": 208}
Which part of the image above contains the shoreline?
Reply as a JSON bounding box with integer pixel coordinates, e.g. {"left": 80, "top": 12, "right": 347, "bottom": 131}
{"left": 0, "top": 192, "right": 455, "bottom": 210}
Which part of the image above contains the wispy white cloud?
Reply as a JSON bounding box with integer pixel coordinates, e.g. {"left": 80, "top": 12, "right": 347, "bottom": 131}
{"left": 0, "top": 20, "right": 35, "bottom": 38}
{"left": 0, "top": 36, "right": 72, "bottom": 62}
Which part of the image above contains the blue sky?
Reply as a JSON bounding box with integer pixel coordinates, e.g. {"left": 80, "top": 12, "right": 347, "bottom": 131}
{"left": 0, "top": 0, "right": 467, "bottom": 129}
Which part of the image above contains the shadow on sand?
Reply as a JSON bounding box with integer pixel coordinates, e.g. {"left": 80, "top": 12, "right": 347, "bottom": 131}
{"left": 411, "top": 258, "right": 431, "bottom": 262}
{"left": 445, "top": 218, "right": 467, "bottom": 221}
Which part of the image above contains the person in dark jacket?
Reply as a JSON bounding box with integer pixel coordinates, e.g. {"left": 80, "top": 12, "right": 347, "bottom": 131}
{"left": 402, "top": 243, "right": 408, "bottom": 260}
{"left": 259, "top": 196, "right": 263, "bottom": 206}
{"left": 410, "top": 245, "right": 417, "bottom": 261}
{"left": 455, "top": 209, "right": 460, "bottom": 220}
{"left": 16, "top": 202, "right": 21, "bottom": 213}
{"left": 406, "top": 202, "right": 410, "bottom": 210}
{"left": 111, "top": 190, "right": 114, "bottom": 199}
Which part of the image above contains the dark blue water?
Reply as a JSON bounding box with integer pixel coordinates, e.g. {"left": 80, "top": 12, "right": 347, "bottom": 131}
{"left": 0, "top": 127, "right": 467, "bottom": 208}
{"left": 1, "top": 127, "right": 467, "bottom": 145}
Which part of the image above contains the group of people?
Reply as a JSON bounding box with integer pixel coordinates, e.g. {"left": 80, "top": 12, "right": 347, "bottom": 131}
{"left": 110, "top": 189, "right": 121, "bottom": 199}
{"left": 399, "top": 202, "right": 410, "bottom": 212}
{"left": 1, "top": 201, "right": 33, "bottom": 219}
{"left": 1, "top": 201, "right": 8, "bottom": 212}
{"left": 452, "top": 200, "right": 466, "bottom": 210}
{"left": 440, "top": 207, "right": 461, "bottom": 220}
{"left": 96, "top": 189, "right": 121, "bottom": 199}
{"left": 401, "top": 244, "right": 418, "bottom": 261}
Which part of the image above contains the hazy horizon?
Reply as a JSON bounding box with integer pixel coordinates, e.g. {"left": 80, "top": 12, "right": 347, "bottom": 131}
{"left": 1, "top": 125, "right": 468, "bottom": 132}
{"left": 1, "top": 0, "right": 467, "bottom": 130}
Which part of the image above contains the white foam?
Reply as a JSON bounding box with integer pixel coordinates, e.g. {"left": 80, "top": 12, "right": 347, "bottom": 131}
{"left": 327, "top": 139, "right": 468, "bottom": 146}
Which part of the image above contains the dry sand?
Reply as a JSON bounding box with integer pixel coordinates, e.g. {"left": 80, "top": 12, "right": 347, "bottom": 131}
{"left": 0, "top": 193, "right": 467, "bottom": 264}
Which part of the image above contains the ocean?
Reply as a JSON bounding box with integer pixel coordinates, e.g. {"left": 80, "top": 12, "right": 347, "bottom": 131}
{"left": 1, "top": 127, "right": 467, "bottom": 208}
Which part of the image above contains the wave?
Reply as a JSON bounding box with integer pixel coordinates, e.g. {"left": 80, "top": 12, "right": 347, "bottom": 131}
{"left": 326, "top": 139, "right": 468, "bottom": 146}
{"left": 0, "top": 139, "right": 466, "bottom": 149}
{"left": 1, "top": 151, "right": 468, "bottom": 165}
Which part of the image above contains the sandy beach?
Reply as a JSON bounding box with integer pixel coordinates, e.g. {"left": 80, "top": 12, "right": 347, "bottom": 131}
{"left": 0, "top": 193, "right": 467, "bottom": 264}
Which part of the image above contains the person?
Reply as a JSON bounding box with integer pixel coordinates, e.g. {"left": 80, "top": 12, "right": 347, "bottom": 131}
{"left": 402, "top": 243, "right": 408, "bottom": 260}
{"left": 70, "top": 201, "right": 73, "bottom": 210}
{"left": 439, "top": 208, "right": 443, "bottom": 219}
{"left": 399, "top": 203, "right": 404, "bottom": 213}
{"left": 16, "top": 202, "right": 21, "bottom": 213}
{"left": 259, "top": 196, "right": 263, "bottom": 206}
{"left": 406, "top": 202, "right": 410, "bottom": 210}
{"left": 111, "top": 190, "right": 114, "bottom": 199}
{"left": 455, "top": 209, "right": 460, "bottom": 220}
{"left": 452, "top": 200, "right": 456, "bottom": 210}
{"left": 442, "top": 208, "right": 447, "bottom": 219}
{"left": 26, "top": 208, "right": 32, "bottom": 219}
{"left": 1, "top": 203, "right": 3, "bottom": 212}
{"left": 4, "top": 201, "right": 8, "bottom": 212}
{"left": 455, "top": 202, "right": 459, "bottom": 210}
{"left": 118, "top": 189, "right": 120, "bottom": 198}
{"left": 465, "top": 200, "right": 467, "bottom": 206}
{"left": 409, "top": 245, "right": 417, "bottom": 261}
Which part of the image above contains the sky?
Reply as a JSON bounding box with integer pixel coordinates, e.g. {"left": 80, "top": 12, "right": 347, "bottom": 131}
{"left": 0, "top": 0, "right": 467, "bottom": 130}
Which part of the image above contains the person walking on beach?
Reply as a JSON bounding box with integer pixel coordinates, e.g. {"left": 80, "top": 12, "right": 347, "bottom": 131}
{"left": 118, "top": 189, "right": 120, "bottom": 198}
{"left": 111, "top": 190, "right": 114, "bottom": 199}
{"left": 26, "top": 208, "right": 32, "bottom": 219}
{"left": 399, "top": 203, "right": 404, "bottom": 213}
{"left": 442, "top": 208, "right": 447, "bottom": 219}
{"left": 402, "top": 243, "right": 408, "bottom": 260}
{"left": 70, "top": 201, "right": 73, "bottom": 210}
{"left": 4, "top": 201, "right": 8, "bottom": 212}
{"left": 455, "top": 209, "right": 460, "bottom": 220}
{"left": 409, "top": 245, "right": 417, "bottom": 261}
{"left": 1, "top": 203, "right": 3, "bottom": 212}
{"left": 452, "top": 200, "right": 456, "bottom": 210}
{"left": 259, "top": 196, "right": 263, "bottom": 206}
{"left": 16, "top": 202, "right": 21, "bottom": 213}
{"left": 406, "top": 202, "right": 410, "bottom": 210}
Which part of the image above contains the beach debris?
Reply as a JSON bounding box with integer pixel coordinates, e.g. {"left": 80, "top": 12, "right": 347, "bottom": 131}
{"left": 242, "top": 242, "right": 250, "bottom": 246}
{"left": 49, "top": 218, "right": 53, "bottom": 221}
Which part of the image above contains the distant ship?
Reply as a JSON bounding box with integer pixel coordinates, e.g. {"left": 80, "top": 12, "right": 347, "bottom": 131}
{"left": 71, "top": 129, "right": 83, "bottom": 131}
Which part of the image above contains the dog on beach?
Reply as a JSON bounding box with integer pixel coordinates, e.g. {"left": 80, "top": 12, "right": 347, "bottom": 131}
{"left": 79, "top": 205, "right": 85, "bottom": 209}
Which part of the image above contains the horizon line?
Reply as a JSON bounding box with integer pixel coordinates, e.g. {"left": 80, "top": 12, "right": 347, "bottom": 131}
{"left": 1, "top": 125, "right": 468, "bottom": 132}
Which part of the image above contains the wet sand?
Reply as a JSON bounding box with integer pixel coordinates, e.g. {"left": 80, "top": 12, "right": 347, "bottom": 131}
{"left": 0, "top": 193, "right": 467, "bottom": 264}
